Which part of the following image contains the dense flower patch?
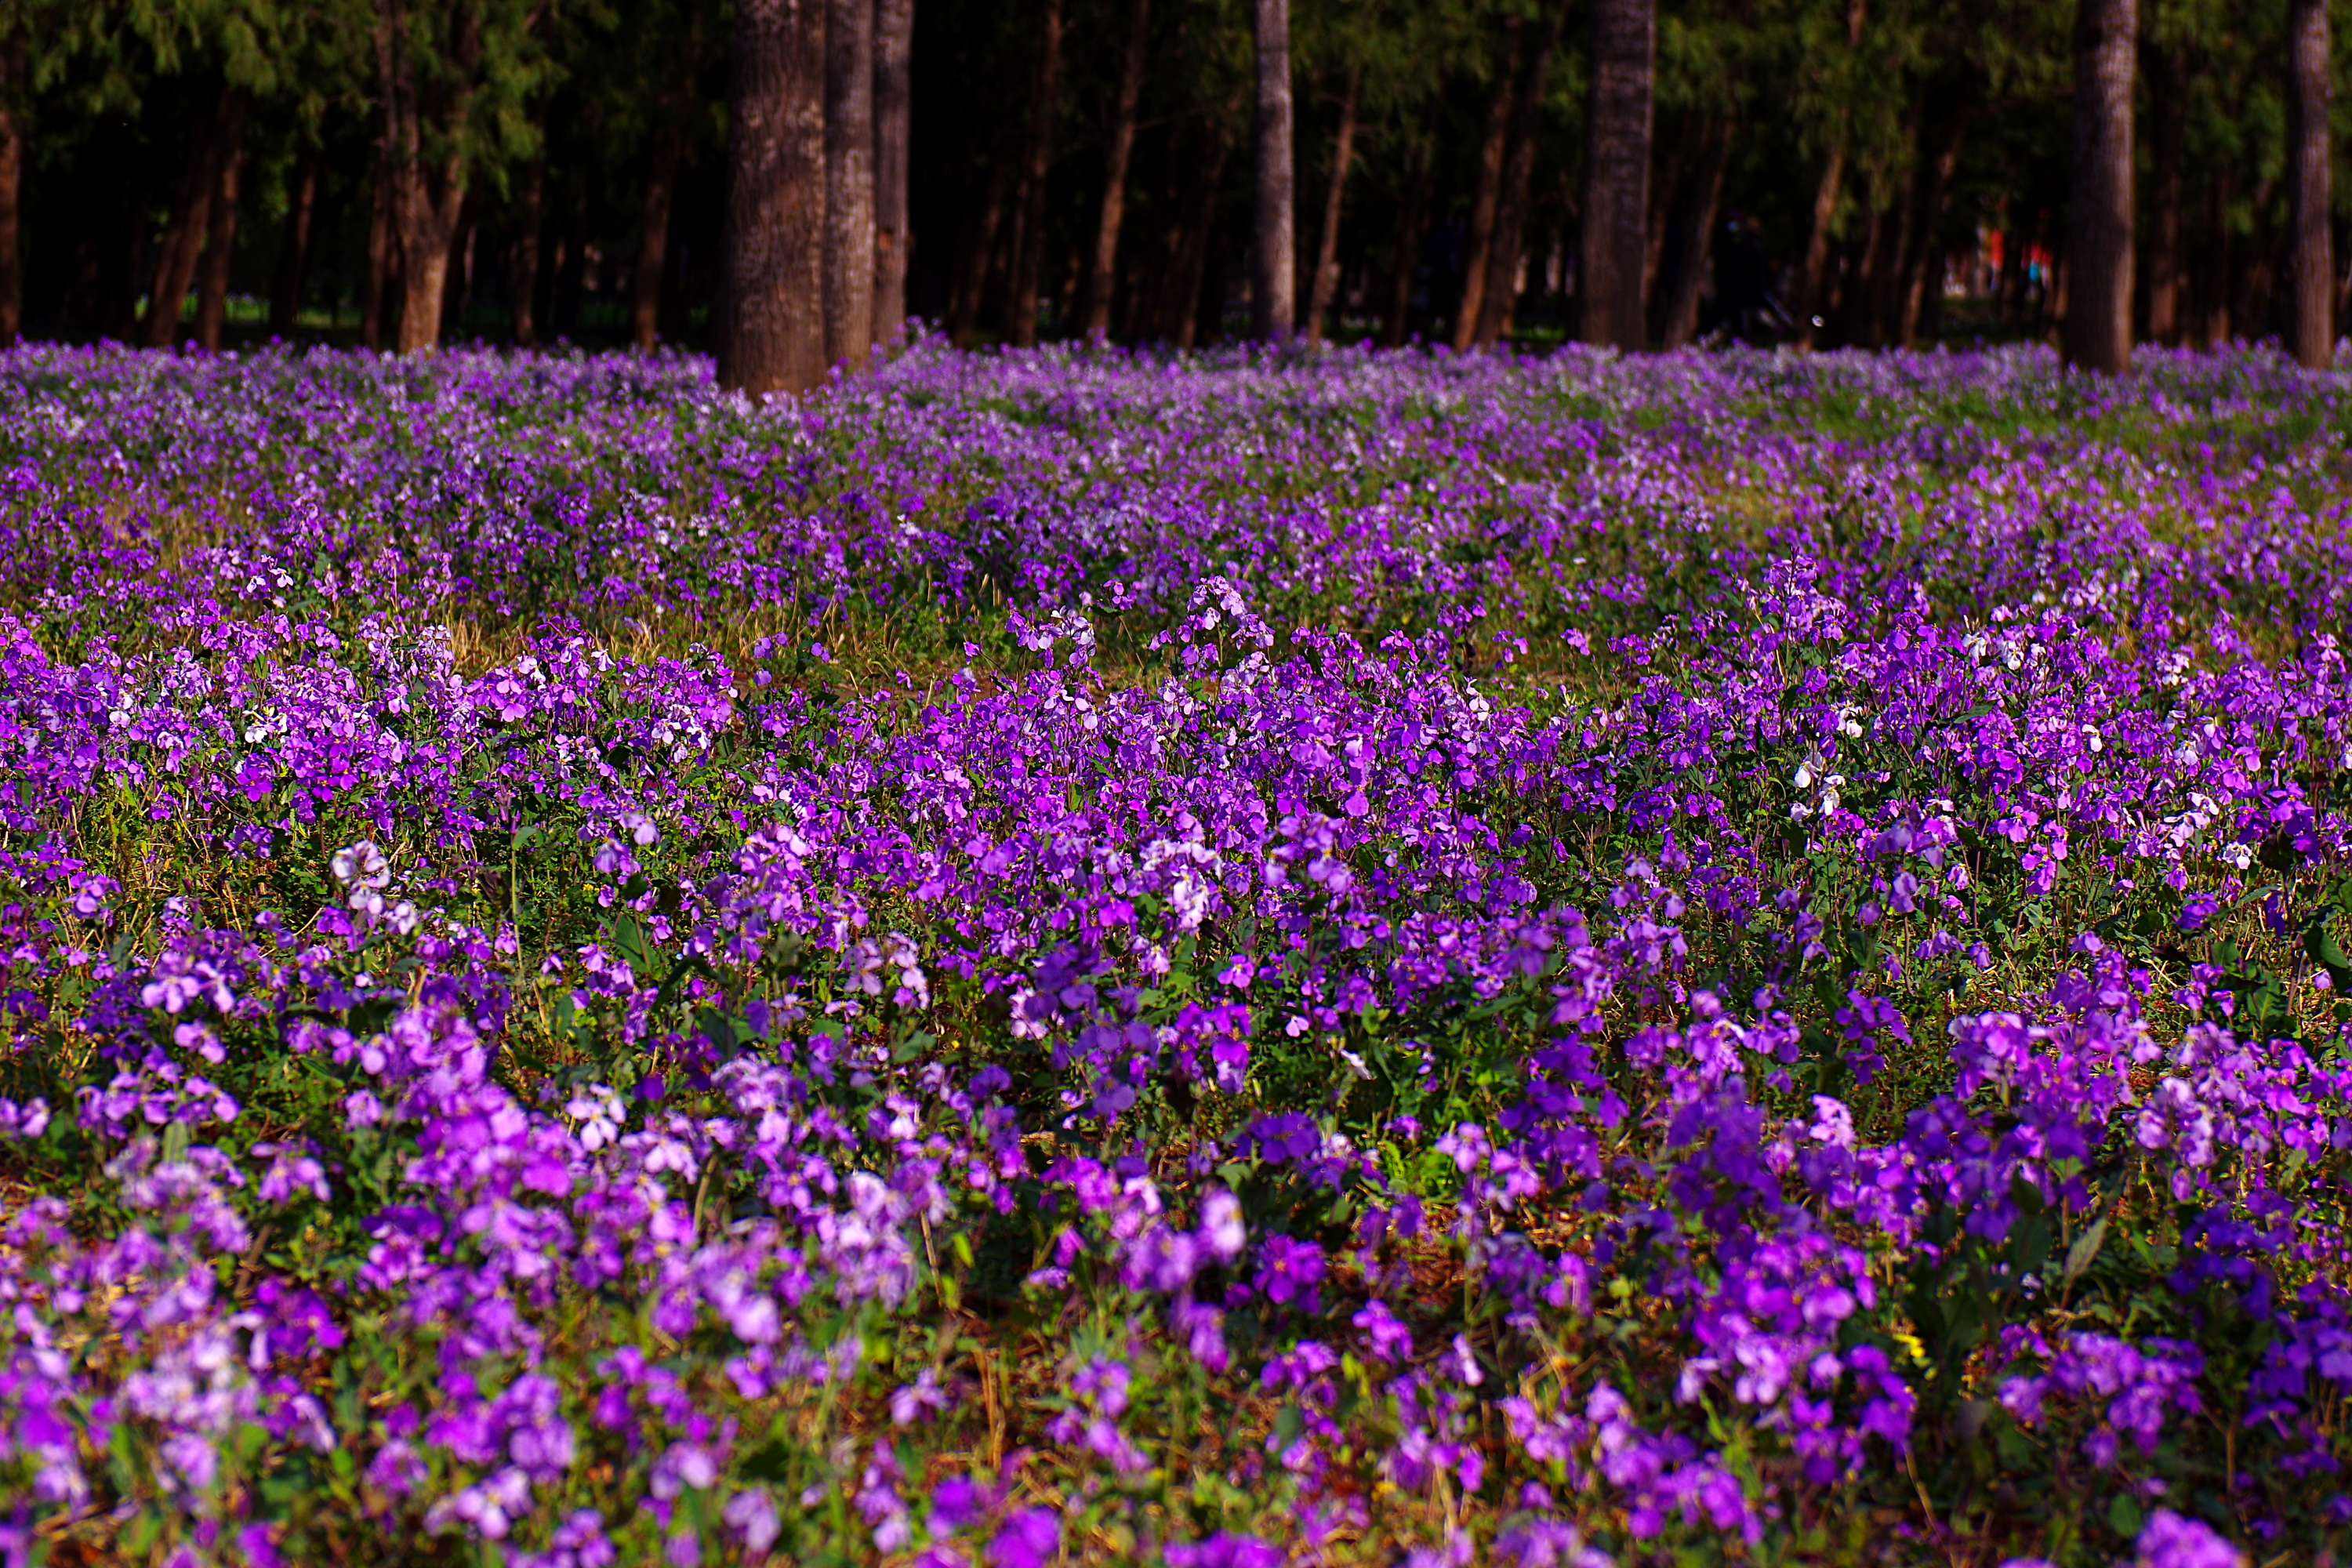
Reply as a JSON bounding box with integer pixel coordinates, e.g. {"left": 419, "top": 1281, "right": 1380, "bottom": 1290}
{"left": 2, "top": 339, "right": 2350, "bottom": 1565}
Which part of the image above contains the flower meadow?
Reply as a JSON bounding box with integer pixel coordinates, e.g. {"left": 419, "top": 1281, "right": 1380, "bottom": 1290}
{"left": 2, "top": 340, "right": 2350, "bottom": 1568}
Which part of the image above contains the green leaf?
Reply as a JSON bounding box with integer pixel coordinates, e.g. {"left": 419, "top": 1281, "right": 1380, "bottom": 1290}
{"left": 2062, "top": 1216, "right": 2111, "bottom": 1292}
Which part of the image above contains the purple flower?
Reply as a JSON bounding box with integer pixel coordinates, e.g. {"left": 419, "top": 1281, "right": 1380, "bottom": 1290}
{"left": 987, "top": 1508, "right": 1060, "bottom": 1568}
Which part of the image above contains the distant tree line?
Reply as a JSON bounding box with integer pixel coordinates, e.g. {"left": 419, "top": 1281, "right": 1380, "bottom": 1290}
{"left": 0, "top": 0, "right": 2339, "bottom": 386}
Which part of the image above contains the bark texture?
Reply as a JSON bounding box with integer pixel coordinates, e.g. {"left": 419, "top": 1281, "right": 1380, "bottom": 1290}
{"left": 2062, "top": 0, "right": 2135, "bottom": 374}
{"left": 194, "top": 120, "right": 246, "bottom": 350}
{"left": 1581, "top": 0, "right": 1653, "bottom": 350}
{"left": 717, "top": 0, "right": 829, "bottom": 394}
{"left": 376, "top": 0, "right": 481, "bottom": 352}
{"left": 1250, "top": 0, "right": 1295, "bottom": 339}
{"left": 872, "top": 0, "right": 914, "bottom": 343}
{"left": 824, "top": 0, "right": 875, "bottom": 370}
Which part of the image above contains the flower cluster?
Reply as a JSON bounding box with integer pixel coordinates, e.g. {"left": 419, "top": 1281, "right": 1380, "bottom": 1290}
{"left": 1, "top": 338, "right": 2347, "bottom": 1564}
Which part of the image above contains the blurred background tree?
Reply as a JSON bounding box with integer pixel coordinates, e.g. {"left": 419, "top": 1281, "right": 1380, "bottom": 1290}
{"left": 0, "top": 0, "right": 2336, "bottom": 376}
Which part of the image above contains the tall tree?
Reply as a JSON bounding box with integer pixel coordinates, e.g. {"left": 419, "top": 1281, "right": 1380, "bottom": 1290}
{"left": 1005, "top": 0, "right": 1062, "bottom": 347}
{"left": 1303, "top": 58, "right": 1358, "bottom": 342}
{"left": 1653, "top": 114, "right": 1732, "bottom": 347}
{"left": 145, "top": 93, "right": 241, "bottom": 347}
{"left": 1084, "top": 0, "right": 1150, "bottom": 340}
{"left": 1581, "top": 0, "right": 1653, "bottom": 350}
{"left": 375, "top": 0, "right": 474, "bottom": 352}
{"left": 631, "top": 31, "right": 701, "bottom": 355}
{"left": 270, "top": 150, "right": 323, "bottom": 337}
{"left": 510, "top": 156, "right": 543, "bottom": 345}
{"left": 1453, "top": 20, "right": 1518, "bottom": 352}
{"left": 362, "top": 143, "right": 397, "bottom": 348}
{"left": 1892, "top": 84, "right": 1971, "bottom": 346}
{"left": 1382, "top": 141, "right": 1431, "bottom": 346}
{"left": 193, "top": 114, "right": 246, "bottom": 350}
{"left": 1795, "top": 0, "right": 1868, "bottom": 349}
{"left": 872, "top": 0, "right": 913, "bottom": 343}
{"left": 718, "top": 0, "right": 829, "bottom": 394}
{"left": 372, "top": 0, "right": 546, "bottom": 352}
{"left": 1797, "top": 144, "right": 1846, "bottom": 347}
{"left": 824, "top": 0, "right": 874, "bottom": 370}
{"left": 2062, "top": 0, "right": 2134, "bottom": 373}
{"left": 1475, "top": 12, "right": 1563, "bottom": 347}
{"left": 1251, "top": 0, "right": 1295, "bottom": 339}
{"left": 2142, "top": 42, "right": 2185, "bottom": 343}
{"left": 2286, "top": 0, "right": 2331, "bottom": 369}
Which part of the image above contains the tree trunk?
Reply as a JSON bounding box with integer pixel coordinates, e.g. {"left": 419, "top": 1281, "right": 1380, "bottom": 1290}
{"left": 873, "top": 0, "right": 914, "bottom": 343}
{"left": 2142, "top": 49, "right": 2184, "bottom": 344}
{"left": 1798, "top": 145, "right": 1846, "bottom": 347}
{"left": 2287, "top": 0, "right": 2332, "bottom": 368}
{"left": 147, "top": 96, "right": 234, "bottom": 347}
{"left": 634, "top": 125, "right": 685, "bottom": 351}
{"left": 398, "top": 239, "right": 450, "bottom": 350}
{"left": 1007, "top": 0, "right": 1064, "bottom": 347}
{"left": 1303, "top": 59, "right": 1359, "bottom": 342}
{"left": 1798, "top": 0, "right": 1864, "bottom": 348}
{"left": 718, "top": 0, "right": 829, "bottom": 394}
{"left": 1641, "top": 132, "right": 1690, "bottom": 310}
{"left": 0, "top": 34, "right": 21, "bottom": 346}
{"left": 2062, "top": 0, "right": 2135, "bottom": 374}
{"left": 1250, "top": 0, "right": 1295, "bottom": 339}
{"left": 823, "top": 0, "right": 875, "bottom": 371}
{"left": 1383, "top": 145, "right": 1432, "bottom": 346}
{"left": 1894, "top": 97, "right": 1969, "bottom": 345}
{"left": 377, "top": 0, "right": 481, "bottom": 353}
{"left": 270, "top": 149, "right": 321, "bottom": 336}
{"left": 1656, "top": 114, "right": 1731, "bottom": 348}
{"left": 2232, "top": 178, "right": 2279, "bottom": 339}
{"left": 1454, "top": 23, "right": 1519, "bottom": 351}
{"left": 440, "top": 198, "right": 474, "bottom": 336}
{"left": 1580, "top": 0, "right": 1653, "bottom": 350}
{"left": 194, "top": 115, "right": 247, "bottom": 351}
{"left": 949, "top": 158, "right": 1009, "bottom": 342}
{"left": 1837, "top": 197, "right": 1892, "bottom": 346}
{"left": 363, "top": 151, "right": 397, "bottom": 349}
{"left": 1477, "top": 16, "right": 1562, "bottom": 347}
{"left": 511, "top": 158, "right": 544, "bottom": 346}
{"left": 1166, "top": 102, "right": 1240, "bottom": 346}
{"left": 1085, "top": 0, "right": 1151, "bottom": 339}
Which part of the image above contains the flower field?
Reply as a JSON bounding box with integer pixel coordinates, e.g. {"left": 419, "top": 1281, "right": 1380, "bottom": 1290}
{"left": 4, "top": 340, "right": 2351, "bottom": 1566}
